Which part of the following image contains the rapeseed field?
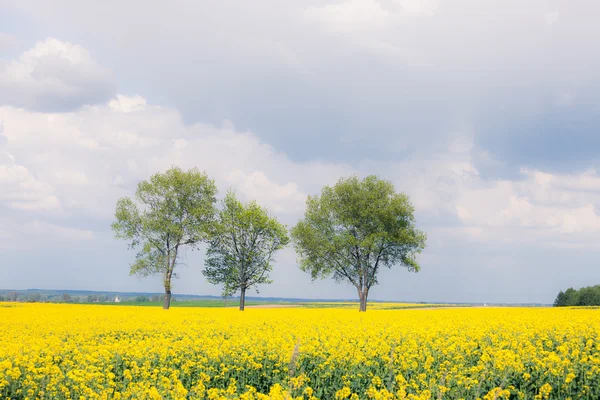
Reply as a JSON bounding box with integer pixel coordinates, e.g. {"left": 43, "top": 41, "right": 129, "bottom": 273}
{"left": 1, "top": 304, "right": 598, "bottom": 399}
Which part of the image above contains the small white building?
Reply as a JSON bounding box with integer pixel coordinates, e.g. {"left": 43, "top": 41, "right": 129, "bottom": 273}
{"left": 114, "top": 295, "right": 121, "bottom": 303}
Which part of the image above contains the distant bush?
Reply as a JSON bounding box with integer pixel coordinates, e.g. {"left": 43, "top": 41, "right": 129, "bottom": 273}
{"left": 135, "top": 296, "right": 149, "bottom": 302}
{"left": 554, "top": 285, "right": 600, "bottom": 306}
{"left": 27, "top": 293, "right": 42, "bottom": 303}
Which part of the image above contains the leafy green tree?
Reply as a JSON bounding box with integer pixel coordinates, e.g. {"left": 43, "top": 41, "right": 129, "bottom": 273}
{"left": 291, "top": 175, "right": 426, "bottom": 312}
{"left": 554, "top": 286, "right": 600, "bottom": 307}
{"left": 112, "top": 167, "right": 218, "bottom": 309}
{"left": 553, "top": 290, "right": 566, "bottom": 307}
{"left": 203, "top": 191, "right": 289, "bottom": 311}
{"left": 577, "top": 286, "right": 600, "bottom": 306}
{"left": 563, "top": 287, "right": 580, "bottom": 306}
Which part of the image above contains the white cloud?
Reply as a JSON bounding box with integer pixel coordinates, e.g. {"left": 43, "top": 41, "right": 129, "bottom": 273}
{"left": 0, "top": 161, "right": 60, "bottom": 211}
{"left": 453, "top": 168, "right": 600, "bottom": 246}
{"left": 303, "top": 0, "right": 438, "bottom": 61}
{"left": 0, "top": 95, "right": 348, "bottom": 225}
{"left": 305, "top": 0, "right": 392, "bottom": 33}
{"left": 225, "top": 169, "right": 307, "bottom": 215}
{"left": 544, "top": 9, "right": 560, "bottom": 25}
{"left": 305, "top": 0, "right": 438, "bottom": 33}
{"left": 52, "top": 168, "right": 89, "bottom": 186}
{"left": 108, "top": 94, "right": 147, "bottom": 113}
{"left": 0, "top": 38, "right": 115, "bottom": 112}
{"left": 397, "top": 0, "right": 438, "bottom": 15}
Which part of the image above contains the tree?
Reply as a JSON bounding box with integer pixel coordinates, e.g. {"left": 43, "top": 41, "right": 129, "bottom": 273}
{"left": 291, "top": 175, "right": 426, "bottom": 312}
{"left": 553, "top": 290, "right": 566, "bottom": 307}
{"left": 554, "top": 285, "right": 600, "bottom": 307}
{"left": 112, "top": 166, "right": 218, "bottom": 309}
{"left": 563, "top": 287, "right": 580, "bottom": 306}
{"left": 62, "top": 293, "right": 71, "bottom": 303}
{"left": 576, "top": 285, "right": 600, "bottom": 306}
{"left": 203, "top": 191, "right": 290, "bottom": 310}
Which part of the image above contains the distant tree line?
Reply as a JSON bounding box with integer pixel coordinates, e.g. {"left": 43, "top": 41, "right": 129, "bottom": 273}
{"left": 0, "top": 292, "right": 180, "bottom": 304}
{"left": 554, "top": 285, "right": 600, "bottom": 307}
{"left": 133, "top": 295, "right": 176, "bottom": 303}
{"left": 113, "top": 167, "right": 427, "bottom": 312}
{"left": 0, "top": 292, "right": 82, "bottom": 303}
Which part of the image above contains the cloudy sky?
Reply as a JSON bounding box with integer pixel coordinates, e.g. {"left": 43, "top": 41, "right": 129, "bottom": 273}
{"left": 1, "top": 0, "right": 599, "bottom": 304}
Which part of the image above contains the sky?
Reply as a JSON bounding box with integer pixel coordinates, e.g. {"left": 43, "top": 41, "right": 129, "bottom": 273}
{"left": 1, "top": 0, "right": 600, "bottom": 304}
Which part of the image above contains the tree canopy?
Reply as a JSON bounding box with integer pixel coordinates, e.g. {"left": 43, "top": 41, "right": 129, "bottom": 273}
{"left": 554, "top": 285, "right": 600, "bottom": 307}
{"left": 111, "top": 167, "right": 217, "bottom": 309}
{"left": 203, "top": 191, "right": 289, "bottom": 310}
{"left": 291, "top": 175, "right": 426, "bottom": 311}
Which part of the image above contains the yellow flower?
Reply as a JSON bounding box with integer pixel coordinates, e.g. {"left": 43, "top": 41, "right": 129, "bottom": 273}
{"left": 1, "top": 303, "right": 599, "bottom": 399}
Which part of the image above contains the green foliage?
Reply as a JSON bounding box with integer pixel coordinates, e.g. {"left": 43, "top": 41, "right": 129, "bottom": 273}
{"left": 554, "top": 285, "right": 600, "bottom": 306}
{"left": 203, "top": 191, "right": 290, "bottom": 310}
{"left": 291, "top": 175, "right": 426, "bottom": 311}
{"left": 111, "top": 166, "right": 218, "bottom": 309}
{"left": 553, "top": 291, "right": 566, "bottom": 307}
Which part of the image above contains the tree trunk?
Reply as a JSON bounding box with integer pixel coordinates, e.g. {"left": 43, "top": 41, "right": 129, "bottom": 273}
{"left": 163, "top": 290, "right": 171, "bottom": 310}
{"left": 358, "top": 289, "right": 368, "bottom": 312}
{"left": 239, "top": 287, "right": 246, "bottom": 311}
{"left": 163, "top": 252, "right": 175, "bottom": 310}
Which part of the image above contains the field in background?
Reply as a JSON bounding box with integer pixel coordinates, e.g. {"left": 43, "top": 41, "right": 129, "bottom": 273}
{"left": 282, "top": 302, "right": 460, "bottom": 310}
{"left": 1, "top": 303, "right": 599, "bottom": 399}
{"left": 0, "top": 289, "right": 548, "bottom": 308}
{"left": 103, "top": 299, "right": 461, "bottom": 309}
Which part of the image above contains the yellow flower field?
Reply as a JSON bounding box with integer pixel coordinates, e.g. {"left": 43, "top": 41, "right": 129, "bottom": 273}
{"left": 1, "top": 304, "right": 599, "bottom": 399}
{"left": 295, "top": 302, "right": 457, "bottom": 310}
